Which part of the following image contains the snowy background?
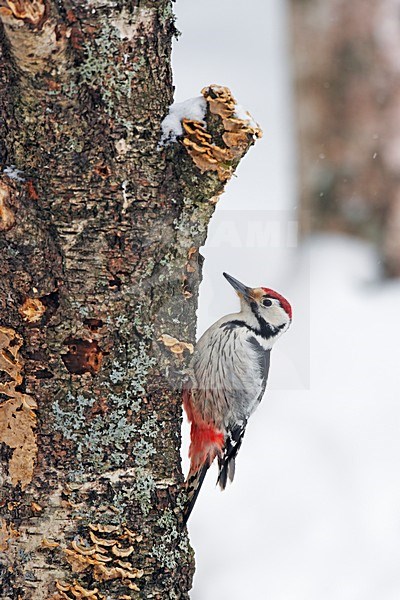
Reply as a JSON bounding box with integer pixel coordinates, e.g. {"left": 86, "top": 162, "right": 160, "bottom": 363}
{"left": 172, "top": 1, "right": 400, "bottom": 599}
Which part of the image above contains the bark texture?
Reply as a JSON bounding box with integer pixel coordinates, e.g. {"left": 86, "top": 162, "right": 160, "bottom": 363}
{"left": 0, "top": 1, "right": 261, "bottom": 598}
{"left": 291, "top": 0, "right": 400, "bottom": 276}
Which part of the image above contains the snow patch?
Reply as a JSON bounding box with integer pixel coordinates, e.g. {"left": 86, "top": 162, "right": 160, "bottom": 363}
{"left": 3, "top": 165, "right": 25, "bottom": 182}
{"left": 234, "top": 103, "right": 258, "bottom": 129}
{"left": 188, "top": 233, "right": 400, "bottom": 600}
{"left": 160, "top": 96, "right": 207, "bottom": 145}
{"left": 160, "top": 95, "right": 258, "bottom": 148}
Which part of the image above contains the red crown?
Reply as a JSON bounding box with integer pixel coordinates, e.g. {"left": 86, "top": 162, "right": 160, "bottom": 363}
{"left": 261, "top": 288, "right": 292, "bottom": 319}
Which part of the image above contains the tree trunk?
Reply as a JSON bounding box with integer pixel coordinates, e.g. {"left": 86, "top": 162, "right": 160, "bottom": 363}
{"left": 290, "top": 0, "right": 400, "bottom": 276}
{"left": 0, "top": 2, "right": 261, "bottom": 598}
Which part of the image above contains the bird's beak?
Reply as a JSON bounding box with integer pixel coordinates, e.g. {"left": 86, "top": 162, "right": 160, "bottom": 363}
{"left": 223, "top": 273, "right": 252, "bottom": 300}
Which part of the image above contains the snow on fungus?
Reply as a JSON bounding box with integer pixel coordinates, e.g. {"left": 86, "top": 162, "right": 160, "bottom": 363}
{"left": 233, "top": 102, "right": 259, "bottom": 129}
{"left": 0, "top": 326, "right": 38, "bottom": 489}
{"left": 160, "top": 95, "right": 207, "bottom": 144}
{"left": 182, "top": 85, "right": 262, "bottom": 181}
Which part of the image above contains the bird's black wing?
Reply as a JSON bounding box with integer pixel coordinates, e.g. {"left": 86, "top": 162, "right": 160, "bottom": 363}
{"left": 217, "top": 422, "right": 246, "bottom": 490}
{"left": 217, "top": 339, "right": 270, "bottom": 489}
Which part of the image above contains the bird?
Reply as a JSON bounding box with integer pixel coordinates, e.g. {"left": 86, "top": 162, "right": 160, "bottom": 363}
{"left": 182, "top": 272, "right": 292, "bottom": 525}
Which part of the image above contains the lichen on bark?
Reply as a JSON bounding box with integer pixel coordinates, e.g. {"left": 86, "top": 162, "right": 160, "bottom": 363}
{"left": 0, "top": 1, "right": 261, "bottom": 597}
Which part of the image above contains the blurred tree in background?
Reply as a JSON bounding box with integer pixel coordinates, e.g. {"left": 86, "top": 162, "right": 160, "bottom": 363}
{"left": 291, "top": 0, "right": 400, "bottom": 277}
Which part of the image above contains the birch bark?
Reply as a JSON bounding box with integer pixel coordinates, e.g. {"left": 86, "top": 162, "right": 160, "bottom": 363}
{"left": 0, "top": 2, "right": 261, "bottom": 597}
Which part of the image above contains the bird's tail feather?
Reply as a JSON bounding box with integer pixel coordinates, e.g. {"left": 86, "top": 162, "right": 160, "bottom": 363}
{"left": 217, "top": 422, "right": 246, "bottom": 490}
{"left": 183, "top": 463, "right": 210, "bottom": 526}
{"left": 217, "top": 456, "right": 236, "bottom": 490}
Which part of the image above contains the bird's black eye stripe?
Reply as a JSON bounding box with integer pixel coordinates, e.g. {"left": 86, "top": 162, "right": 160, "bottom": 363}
{"left": 262, "top": 298, "right": 272, "bottom": 307}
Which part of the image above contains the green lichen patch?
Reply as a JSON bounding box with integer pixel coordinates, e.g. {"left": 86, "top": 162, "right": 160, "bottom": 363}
{"left": 173, "top": 197, "right": 215, "bottom": 248}
{"left": 52, "top": 334, "right": 157, "bottom": 474}
{"left": 62, "top": 19, "right": 144, "bottom": 134}
{"left": 150, "top": 508, "right": 189, "bottom": 571}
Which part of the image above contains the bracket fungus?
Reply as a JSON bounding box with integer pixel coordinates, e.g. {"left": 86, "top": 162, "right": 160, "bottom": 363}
{"left": 0, "top": 519, "right": 20, "bottom": 552}
{"left": 0, "top": 179, "right": 15, "bottom": 231}
{"left": 182, "top": 85, "right": 262, "bottom": 181}
{"left": 62, "top": 525, "right": 143, "bottom": 594}
{"left": 0, "top": 0, "right": 69, "bottom": 75}
{"left": 158, "top": 334, "right": 194, "bottom": 357}
{"left": 54, "top": 580, "right": 105, "bottom": 600}
{"left": 0, "top": 0, "right": 46, "bottom": 28}
{"left": 0, "top": 326, "right": 37, "bottom": 489}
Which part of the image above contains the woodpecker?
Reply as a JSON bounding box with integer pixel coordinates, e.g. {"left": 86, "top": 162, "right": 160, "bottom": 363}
{"left": 183, "top": 272, "right": 292, "bottom": 524}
